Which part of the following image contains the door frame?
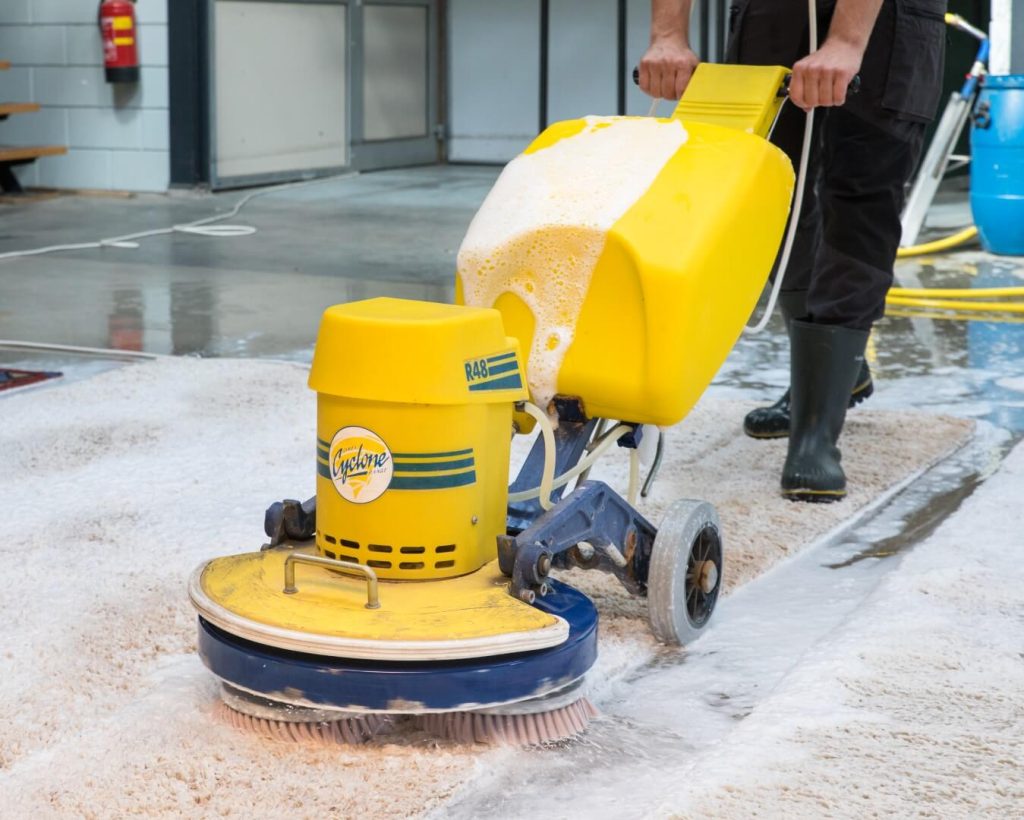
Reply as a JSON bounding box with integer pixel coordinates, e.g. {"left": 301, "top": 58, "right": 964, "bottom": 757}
{"left": 206, "top": 0, "right": 351, "bottom": 190}
{"left": 349, "top": 0, "right": 442, "bottom": 171}
{"left": 169, "top": 0, "right": 442, "bottom": 189}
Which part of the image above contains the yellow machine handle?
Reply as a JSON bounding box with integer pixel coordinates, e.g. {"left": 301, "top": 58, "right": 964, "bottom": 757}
{"left": 282, "top": 553, "right": 381, "bottom": 610}
{"left": 631, "top": 63, "right": 789, "bottom": 137}
{"left": 632, "top": 62, "right": 858, "bottom": 138}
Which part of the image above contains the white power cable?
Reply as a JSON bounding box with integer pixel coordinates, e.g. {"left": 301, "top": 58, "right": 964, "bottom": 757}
{"left": 0, "top": 339, "right": 160, "bottom": 359}
{"left": 627, "top": 448, "right": 641, "bottom": 506}
{"left": 745, "top": 0, "right": 818, "bottom": 333}
{"left": 0, "top": 171, "right": 359, "bottom": 262}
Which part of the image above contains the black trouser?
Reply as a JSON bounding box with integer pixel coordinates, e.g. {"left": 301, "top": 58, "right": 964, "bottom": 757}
{"left": 728, "top": 0, "right": 942, "bottom": 331}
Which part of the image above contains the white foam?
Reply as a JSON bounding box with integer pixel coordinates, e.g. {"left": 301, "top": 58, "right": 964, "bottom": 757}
{"left": 457, "top": 116, "right": 688, "bottom": 409}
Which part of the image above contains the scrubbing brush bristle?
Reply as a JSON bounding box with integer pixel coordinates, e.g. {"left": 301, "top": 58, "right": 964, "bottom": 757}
{"left": 416, "top": 698, "right": 598, "bottom": 745}
{"left": 215, "top": 685, "right": 391, "bottom": 745}
{"left": 215, "top": 682, "right": 597, "bottom": 747}
{"left": 215, "top": 699, "right": 390, "bottom": 745}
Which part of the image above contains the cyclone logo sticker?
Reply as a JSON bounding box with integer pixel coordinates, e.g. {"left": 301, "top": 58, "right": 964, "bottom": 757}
{"left": 329, "top": 426, "right": 393, "bottom": 504}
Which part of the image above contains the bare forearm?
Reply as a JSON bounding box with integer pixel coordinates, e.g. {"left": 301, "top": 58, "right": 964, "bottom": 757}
{"left": 641, "top": 0, "right": 699, "bottom": 100}
{"left": 790, "top": 0, "right": 883, "bottom": 109}
{"left": 650, "top": 0, "right": 693, "bottom": 46}
{"left": 825, "top": 0, "right": 884, "bottom": 52}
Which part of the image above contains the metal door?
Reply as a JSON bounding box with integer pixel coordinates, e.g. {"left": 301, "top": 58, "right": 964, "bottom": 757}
{"left": 348, "top": 0, "right": 441, "bottom": 170}
{"left": 207, "top": 0, "right": 438, "bottom": 189}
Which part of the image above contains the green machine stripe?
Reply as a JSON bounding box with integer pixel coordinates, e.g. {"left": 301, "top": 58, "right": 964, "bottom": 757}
{"left": 485, "top": 360, "right": 519, "bottom": 377}
{"left": 486, "top": 351, "right": 516, "bottom": 364}
{"left": 317, "top": 438, "right": 331, "bottom": 450}
{"left": 390, "top": 471, "right": 476, "bottom": 490}
{"left": 391, "top": 448, "right": 473, "bottom": 459}
{"left": 317, "top": 447, "right": 329, "bottom": 460}
{"left": 468, "top": 373, "right": 523, "bottom": 391}
{"left": 392, "top": 458, "right": 475, "bottom": 473}
{"left": 317, "top": 462, "right": 331, "bottom": 479}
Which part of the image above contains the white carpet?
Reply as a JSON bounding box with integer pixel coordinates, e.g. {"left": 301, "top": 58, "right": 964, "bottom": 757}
{"left": 0, "top": 358, "right": 973, "bottom": 818}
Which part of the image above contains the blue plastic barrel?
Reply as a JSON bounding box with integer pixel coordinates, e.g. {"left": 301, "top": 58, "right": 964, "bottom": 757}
{"left": 970, "top": 75, "right": 1024, "bottom": 255}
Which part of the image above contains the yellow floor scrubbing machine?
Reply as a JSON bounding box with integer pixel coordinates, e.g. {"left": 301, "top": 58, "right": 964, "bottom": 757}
{"left": 189, "top": 64, "right": 796, "bottom": 746}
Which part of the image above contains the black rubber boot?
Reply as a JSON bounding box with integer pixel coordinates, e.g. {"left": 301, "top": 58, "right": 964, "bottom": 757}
{"left": 781, "top": 320, "right": 869, "bottom": 503}
{"left": 744, "top": 290, "right": 873, "bottom": 439}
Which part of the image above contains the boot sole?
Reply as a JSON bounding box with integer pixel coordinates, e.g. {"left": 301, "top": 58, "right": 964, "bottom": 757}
{"left": 781, "top": 488, "right": 846, "bottom": 503}
{"left": 744, "top": 378, "right": 874, "bottom": 441}
{"left": 745, "top": 428, "right": 789, "bottom": 440}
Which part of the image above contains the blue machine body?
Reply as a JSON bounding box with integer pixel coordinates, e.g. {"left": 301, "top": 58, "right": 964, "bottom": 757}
{"left": 971, "top": 74, "right": 1024, "bottom": 255}
{"left": 198, "top": 578, "right": 598, "bottom": 712}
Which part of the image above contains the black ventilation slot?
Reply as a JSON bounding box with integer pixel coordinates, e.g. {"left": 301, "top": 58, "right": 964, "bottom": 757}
{"left": 368, "top": 544, "right": 393, "bottom": 553}
{"left": 435, "top": 560, "right": 456, "bottom": 569}
{"left": 435, "top": 544, "right": 456, "bottom": 554}
{"left": 400, "top": 546, "right": 425, "bottom": 554}
{"left": 399, "top": 561, "right": 425, "bottom": 570}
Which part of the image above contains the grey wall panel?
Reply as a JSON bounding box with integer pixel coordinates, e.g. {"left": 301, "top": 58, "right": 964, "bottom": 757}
{"left": 547, "top": 0, "right": 618, "bottom": 122}
{"left": 448, "top": 0, "right": 540, "bottom": 163}
{"left": 625, "top": 0, "right": 652, "bottom": 115}
{"left": 363, "top": 4, "right": 429, "bottom": 141}
{"left": 214, "top": 1, "right": 347, "bottom": 181}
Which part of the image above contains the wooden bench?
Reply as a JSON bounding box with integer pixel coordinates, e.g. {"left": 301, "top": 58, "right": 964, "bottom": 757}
{"left": 0, "top": 102, "right": 41, "bottom": 118}
{"left": 0, "top": 59, "right": 68, "bottom": 192}
{"left": 0, "top": 145, "right": 68, "bottom": 192}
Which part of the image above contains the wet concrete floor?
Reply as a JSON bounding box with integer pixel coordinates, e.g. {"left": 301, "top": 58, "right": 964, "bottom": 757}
{"left": 2, "top": 166, "right": 1022, "bottom": 436}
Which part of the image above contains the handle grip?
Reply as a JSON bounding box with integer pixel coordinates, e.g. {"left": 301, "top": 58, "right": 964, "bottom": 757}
{"left": 631, "top": 66, "right": 861, "bottom": 97}
{"left": 777, "top": 72, "right": 861, "bottom": 97}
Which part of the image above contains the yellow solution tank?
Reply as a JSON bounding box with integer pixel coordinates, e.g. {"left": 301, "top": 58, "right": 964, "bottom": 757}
{"left": 308, "top": 297, "right": 528, "bottom": 580}
{"left": 456, "top": 64, "right": 795, "bottom": 428}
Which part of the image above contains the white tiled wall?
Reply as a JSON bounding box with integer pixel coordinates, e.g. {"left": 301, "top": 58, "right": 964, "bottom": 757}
{"left": 0, "top": 0, "right": 170, "bottom": 191}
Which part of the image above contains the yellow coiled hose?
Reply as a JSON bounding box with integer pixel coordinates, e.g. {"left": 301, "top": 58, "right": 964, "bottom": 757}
{"left": 895, "top": 226, "right": 978, "bottom": 258}
{"left": 888, "top": 226, "right": 1024, "bottom": 317}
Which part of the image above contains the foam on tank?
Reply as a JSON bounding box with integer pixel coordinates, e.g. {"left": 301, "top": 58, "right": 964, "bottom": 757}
{"left": 457, "top": 116, "right": 688, "bottom": 410}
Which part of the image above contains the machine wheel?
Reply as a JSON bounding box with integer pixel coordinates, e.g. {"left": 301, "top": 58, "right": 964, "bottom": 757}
{"left": 647, "top": 499, "right": 723, "bottom": 645}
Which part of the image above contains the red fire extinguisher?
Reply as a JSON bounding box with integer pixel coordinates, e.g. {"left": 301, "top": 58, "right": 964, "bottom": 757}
{"left": 99, "top": 0, "right": 140, "bottom": 83}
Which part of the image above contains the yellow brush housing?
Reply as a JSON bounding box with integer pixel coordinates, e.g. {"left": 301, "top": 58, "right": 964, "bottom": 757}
{"left": 456, "top": 63, "right": 794, "bottom": 428}
{"left": 308, "top": 297, "right": 528, "bottom": 581}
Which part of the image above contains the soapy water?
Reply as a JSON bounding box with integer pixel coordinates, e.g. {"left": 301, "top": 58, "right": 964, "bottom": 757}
{"left": 716, "top": 257, "right": 1024, "bottom": 435}
{"left": 435, "top": 422, "right": 1009, "bottom": 820}
{"left": 457, "top": 116, "right": 688, "bottom": 410}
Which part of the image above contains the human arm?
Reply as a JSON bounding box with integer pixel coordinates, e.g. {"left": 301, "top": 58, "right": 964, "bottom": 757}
{"left": 638, "top": 0, "right": 699, "bottom": 100}
{"left": 790, "top": 0, "right": 883, "bottom": 109}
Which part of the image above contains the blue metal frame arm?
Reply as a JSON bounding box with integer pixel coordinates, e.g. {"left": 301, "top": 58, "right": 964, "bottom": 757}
{"left": 507, "top": 413, "right": 599, "bottom": 533}
{"left": 499, "top": 479, "right": 657, "bottom": 603}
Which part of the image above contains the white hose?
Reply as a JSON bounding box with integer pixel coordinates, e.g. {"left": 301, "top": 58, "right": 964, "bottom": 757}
{"left": 507, "top": 422, "right": 633, "bottom": 504}
{"left": 520, "top": 403, "right": 558, "bottom": 510}
{"left": 745, "top": 0, "right": 818, "bottom": 333}
{"left": 0, "top": 339, "right": 160, "bottom": 359}
{"left": 0, "top": 171, "right": 359, "bottom": 262}
{"left": 627, "top": 448, "right": 641, "bottom": 506}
